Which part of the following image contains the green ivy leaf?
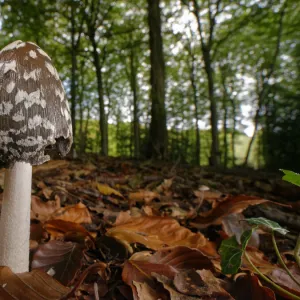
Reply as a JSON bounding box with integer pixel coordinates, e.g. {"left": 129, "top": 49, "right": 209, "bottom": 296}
{"left": 219, "top": 229, "right": 253, "bottom": 274}
{"left": 281, "top": 169, "right": 300, "bottom": 187}
{"left": 246, "top": 217, "right": 289, "bottom": 235}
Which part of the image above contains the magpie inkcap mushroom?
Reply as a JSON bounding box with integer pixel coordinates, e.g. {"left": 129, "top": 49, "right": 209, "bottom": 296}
{"left": 0, "top": 40, "right": 72, "bottom": 167}
{"left": 0, "top": 40, "right": 72, "bottom": 273}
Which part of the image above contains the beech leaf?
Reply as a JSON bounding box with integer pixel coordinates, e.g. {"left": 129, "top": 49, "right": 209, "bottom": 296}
{"left": 96, "top": 183, "right": 123, "bottom": 198}
{"left": 148, "top": 246, "right": 215, "bottom": 272}
{"left": 122, "top": 260, "right": 170, "bottom": 300}
{"left": 191, "top": 195, "right": 276, "bottom": 228}
{"left": 49, "top": 202, "right": 92, "bottom": 224}
{"left": 0, "top": 266, "right": 69, "bottom": 299}
{"left": 44, "top": 219, "right": 95, "bottom": 239}
{"left": 31, "top": 240, "right": 86, "bottom": 286}
{"left": 232, "top": 273, "right": 276, "bottom": 300}
{"left": 107, "top": 216, "right": 218, "bottom": 257}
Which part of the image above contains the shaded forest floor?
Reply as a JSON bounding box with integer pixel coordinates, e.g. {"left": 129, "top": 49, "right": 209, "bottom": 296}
{"left": 1, "top": 156, "right": 300, "bottom": 299}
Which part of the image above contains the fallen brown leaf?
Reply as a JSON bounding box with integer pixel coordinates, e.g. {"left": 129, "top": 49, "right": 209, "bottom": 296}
{"left": 107, "top": 216, "right": 218, "bottom": 256}
{"left": 96, "top": 183, "right": 124, "bottom": 198}
{"left": 148, "top": 246, "right": 215, "bottom": 272}
{"left": 122, "top": 260, "right": 170, "bottom": 300}
{"left": 232, "top": 273, "right": 276, "bottom": 300}
{"left": 133, "top": 281, "right": 165, "bottom": 300}
{"left": 49, "top": 202, "right": 92, "bottom": 224}
{"left": 191, "top": 195, "right": 282, "bottom": 228}
{"left": 32, "top": 240, "right": 86, "bottom": 286}
{"left": 0, "top": 266, "right": 69, "bottom": 299}
{"left": 173, "top": 269, "right": 233, "bottom": 299}
{"left": 222, "top": 213, "right": 260, "bottom": 248}
{"left": 128, "top": 190, "right": 160, "bottom": 206}
{"left": 31, "top": 195, "right": 60, "bottom": 221}
{"left": 44, "top": 219, "right": 95, "bottom": 239}
{"left": 33, "top": 160, "right": 70, "bottom": 174}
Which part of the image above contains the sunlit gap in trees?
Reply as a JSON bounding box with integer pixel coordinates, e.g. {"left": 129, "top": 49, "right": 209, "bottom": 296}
{"left": 165, "top": 1, "right": 256, "bottom": 138}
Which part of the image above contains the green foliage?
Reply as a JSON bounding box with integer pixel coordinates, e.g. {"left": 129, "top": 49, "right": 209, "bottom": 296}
{"left": 219, "top": 229, "right": 253, "bottom": 274}
{"left": 281, "top": 169, "right": 300, "bottom": 187}
{"left": 246, "top": 217, "right": 289, "bottom": 235}
{"left": 0, "top": 0, "right": 299, "bottom": 166}
{"left": 220, "top": 216, "right": 288, "bottom": 275}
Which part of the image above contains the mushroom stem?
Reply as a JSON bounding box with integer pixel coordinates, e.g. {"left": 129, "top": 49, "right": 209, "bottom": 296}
{"left": 0, "top": 162, "right": 32, "bottom": 273}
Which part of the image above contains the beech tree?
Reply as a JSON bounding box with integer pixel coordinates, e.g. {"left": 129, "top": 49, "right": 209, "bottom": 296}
{"left": 147, "top": 0, "right": 168, "bottom": 159}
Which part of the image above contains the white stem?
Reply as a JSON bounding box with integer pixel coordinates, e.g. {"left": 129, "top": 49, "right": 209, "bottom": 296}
{"left": 0, "top": 162, "right": 32, "bottom": 273}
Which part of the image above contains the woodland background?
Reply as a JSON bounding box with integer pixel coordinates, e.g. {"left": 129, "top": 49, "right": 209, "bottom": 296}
{"left": 0, "top": 0, "right": 299, "bottom": 170}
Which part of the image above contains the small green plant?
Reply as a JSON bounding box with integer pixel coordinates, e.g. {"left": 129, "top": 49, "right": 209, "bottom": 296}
{"left": 219, "top": 170, "right": 300, "bottom": 300}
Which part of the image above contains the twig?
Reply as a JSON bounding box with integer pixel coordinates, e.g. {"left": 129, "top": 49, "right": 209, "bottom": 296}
{"left": 244, "top": 251, "right": 300, "bottom": 300}
{"left": 271, "top": 231, "right": 300, "bottom": 288}
{"left": 294, "top": 234, "right": 300, "bottom": 269}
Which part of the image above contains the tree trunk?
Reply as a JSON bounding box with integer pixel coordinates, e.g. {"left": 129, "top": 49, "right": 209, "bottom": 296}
{"left": 230, "top": 97, "right": 237, "bottom": 166}
{"left": 223, "top": 102, "right": 228, "bottom": 168}
{"left": 77, "top": 59, "right": 85, "bottom": 154}
{"left": 204, "top": 53, "right": 219, "bottom": 166}
{"left": 90, "top": 38, "right": 108, "bottom": 156}
{"left": 129, "top": 47, "right": 140, "bottom": 159}
{"left": 83, "top": 104, "right": 91, "bottom": 152}
{"left": 70, "top": 3, "right": 77, "bottom": 147}
{"left": 189, "top": 53, "right": 201, "bottom": 165}
{"left": 243, "top": 3, "right": 286, "bottom": 165}
{"left": 220, "top": 71, "right": 229, "bottom": 168}
{"left": 192, "top": 0, "right": 220, "bottom": 166}
{"left": 147, "top": 0, "right": 167, "bottom": 159}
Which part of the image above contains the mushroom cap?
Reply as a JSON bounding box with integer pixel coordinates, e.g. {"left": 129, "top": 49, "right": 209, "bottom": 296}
{"left": 198, "top": 185, "right": 210, "bottom": 191}
{"left": 0, "top": 40, "right": 72, "bottom": 167}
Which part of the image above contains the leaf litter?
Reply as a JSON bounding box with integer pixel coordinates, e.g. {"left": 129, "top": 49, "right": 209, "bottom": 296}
{"left": 0, "top": 157, "right": 299, "bottom": 299}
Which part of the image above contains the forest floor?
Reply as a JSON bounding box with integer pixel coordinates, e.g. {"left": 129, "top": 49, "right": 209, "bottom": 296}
{"left": 1, "top": 156, "right": 300, "bottom": 299}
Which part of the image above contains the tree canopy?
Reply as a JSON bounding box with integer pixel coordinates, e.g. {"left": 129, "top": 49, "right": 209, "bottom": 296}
{"left": 1, "top": 0, "right": 299, "bottom": 170}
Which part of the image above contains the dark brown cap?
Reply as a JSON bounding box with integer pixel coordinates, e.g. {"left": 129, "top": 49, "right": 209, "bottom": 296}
{"left": 0, "top": 40, "right": 72, "bottom": 167}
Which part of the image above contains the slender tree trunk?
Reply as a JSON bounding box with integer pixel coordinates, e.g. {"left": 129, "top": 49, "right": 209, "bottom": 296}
{"left": 70, "top": 3, "right": 78, "bottom": 149}
{"left": 223, "top": 102, "right": 228, "bottom": 168}
{"left": 77, "top": 60, "right": 85, "bottom": 154}
{"left": 116, "top": 108, "right": 121, "bottom": 156}
{"left": 189, "top": 54, "right": 201, "bottom": 165}
{"left": 83, "top": 104, "right": 91, "bottom": 153}
{"left": 78, "top": 93, "right": 83, "bottom": 152}
{"left": 230, "top": 98, "right": 237, "bottom": 166}
{"left": 205, "top": 52, "right": 219, "bottom": 166}
{"left": 147, "top": 0, "right": 167, "bottom": 159}
{"left": 90, "top": 38, "right": 108, "bottom": 156}
{"left": 192, "top": 0, "right": 220, "bottom": 166}
{"left": 69, "top": 0, "right": 84, "bottom": 152}
{"left": 243, "top": 3, "right": 286, "bottom": 165}
{"left": 220, "top": 71, "right": 229, "bottom": 168}
{"left": 129, "top": 47, "right": 140, "bottom": 159}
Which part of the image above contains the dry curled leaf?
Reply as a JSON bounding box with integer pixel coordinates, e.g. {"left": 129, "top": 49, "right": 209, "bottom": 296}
{"left": 122, "top": 260, "right": 170, "bottom": 300}
{"left": 148, "top": 246, "right": 215, "bottom": 272}
{"left": 32, "top": 240, "right": 86, "bottom": 286}
{"left": 49, "top": 202, "right": 92, "bottom": 224}
{"left": 33, "top": 160, "right": 70, "bottom": 174}
{"left": 133, "top": 281, "right": 165, "bottom": 300}
{"left": 128, "top": 190, "right": 160, "bottom": 205}
{"left": 232, "top": 273, "right": 276, "bottom": 300}
{"left": 107, "top": 216, "right": 218, "bottom": 257}
{"left": 0, "top": 266, "right": 69, "bottom": 299}
{"left": 96, "top": 183, "right": 124, "bottom": 198}
{"left": 170, "top": 269, "right": 233, "bottom": 299}
{"left": 31, "top": 195, "right": 60, "bottom": 221}
{"left": 191, "top": 195, "right": 282, "bottom": 228}
{"left": 44, "top": 219, "right": 95, "bottom": 239}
